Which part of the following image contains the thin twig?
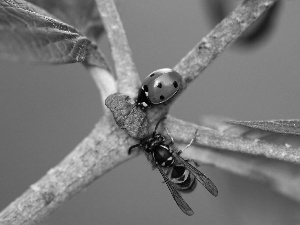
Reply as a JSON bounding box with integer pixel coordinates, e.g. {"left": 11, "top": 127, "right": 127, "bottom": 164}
{"left": 164, "top": 116, "right": 300, "bottom": 164}
{"left": 174, "top": 0, "right": 277, "bottom": 89}
{"left": 95, "top": 0, "right": 140, "bottom": 98}
{"left": 147, "top": 0, "right": 278, "bottom": 122}
{"left": 86, "top": 65, "right": 117, "bottom": 110}
{"left": 180, "top": 144, "right": 300, "bottom": 202}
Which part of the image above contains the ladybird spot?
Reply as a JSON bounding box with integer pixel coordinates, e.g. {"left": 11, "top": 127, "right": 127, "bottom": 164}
{"left": 173, "top": 81, "right": 178, "bottom": 88}
{"left": 160, "top": 95, "right": 165, "bottom": 100}
{"left": 150, "top": 73, "right": 155, "bottom": 77}
{"left": 143, "top": 85, "right": 148, "bottom": 92}
{"left": 157, "top": 82, "right": 162, "bottom": 88}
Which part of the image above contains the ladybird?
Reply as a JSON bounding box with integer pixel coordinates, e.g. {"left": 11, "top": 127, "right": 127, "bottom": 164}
{"left": 136, "top": 68, "right": 182, "bottom": 109}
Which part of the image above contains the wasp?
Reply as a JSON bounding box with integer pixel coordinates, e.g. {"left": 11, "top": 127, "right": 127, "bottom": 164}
{"left": 129, "top": 118, "right": 218, "bottom": 216}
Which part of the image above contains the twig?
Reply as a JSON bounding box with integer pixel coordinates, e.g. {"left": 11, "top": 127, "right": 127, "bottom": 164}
{"left": 95, "top": 0, "right": 140, "bottom": 98}
{"left": 0, "top": 0, "right": 280, "bottom": 224}
{"left": 86, "top": 65, "right": 117, "bottom": 110}
{"left": 147, "top": 0, "right": 278, "bottom": 122}
{"left": 180, "top": 144, "right": 300, "bottom": 202}
{"left": 164, "top": 116, "right": 300, "bottom": 164}
{"left": 174, "top": 0, "right": 277, "bottom": 89}
{"left": 165, "top": 115, "right": 300, "bottom": 201}
{"left": 0, "top": 118, "right": 135, "bottom": 225}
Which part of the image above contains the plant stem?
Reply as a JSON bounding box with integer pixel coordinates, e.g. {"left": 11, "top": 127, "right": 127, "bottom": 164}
{"left": 95, "top": 0, "right": 140, "bottom": 98}
{"left": 174, "top": 0, "right": 277, "bottom": 89}
{"left": 0, "top": 0, "right": 279, "bottom": 224}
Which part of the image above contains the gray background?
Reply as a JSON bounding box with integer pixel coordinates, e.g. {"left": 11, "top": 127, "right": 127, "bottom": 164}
{"left": 1, "top": 0, "right": 300, "bottom": 224}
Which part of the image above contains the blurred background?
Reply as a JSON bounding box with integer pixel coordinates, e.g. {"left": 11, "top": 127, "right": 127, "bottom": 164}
{"left": 1, "top": 0, "right": 300, "bottom": 224}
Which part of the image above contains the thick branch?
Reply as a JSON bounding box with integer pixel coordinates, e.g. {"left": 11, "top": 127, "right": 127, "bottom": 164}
{"left": 0, "top": 117, "right": 135, "bottom": 225}
{"left": 95, "top": 0, "right": 140, "bottom": 98}
{"left": 2, "top": 114, "right": 296, "bottom": 224}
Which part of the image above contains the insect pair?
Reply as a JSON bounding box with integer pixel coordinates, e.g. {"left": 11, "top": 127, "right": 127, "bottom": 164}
{"left": 105, "top": 68, "right": 218, "bottom": 215}
{"left": 129, "top": 118, "right": 218, "bottom": 216}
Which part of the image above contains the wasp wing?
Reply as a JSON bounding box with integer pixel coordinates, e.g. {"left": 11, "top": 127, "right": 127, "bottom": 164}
{"left": 170, "top": 147, "right": 218, "bottom": 197}
{"left": 156, "top": 164, "right": 194, "bottom": 216}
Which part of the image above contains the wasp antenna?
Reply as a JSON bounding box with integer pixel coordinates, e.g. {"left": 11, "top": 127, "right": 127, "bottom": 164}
{"left": 178, "top": 130, "right": 199, "bottom": 155}
{"left": 179, "top": 138, "right": 194, "bottom": 155}
{"left": 164, "top": 127, "right": 175, "bottom": 143}
{"left": 194, "top": 129, "right": 200, "bottom": 138}
{"left": 154, "top": 117, "right": 167, "bottom": 134}
{"left": 186, "top": 132, "right": 196, "bottom": 148}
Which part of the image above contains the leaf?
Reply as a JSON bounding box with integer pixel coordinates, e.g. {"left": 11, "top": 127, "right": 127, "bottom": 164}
{"left": 0, "top": 0, "right": 107, "bottom": 67}
{"left": 227, "top": 120, "right": 300, "bottom": 136}
{"left": 26, "top": 0, "right": 104, "bottom": 41}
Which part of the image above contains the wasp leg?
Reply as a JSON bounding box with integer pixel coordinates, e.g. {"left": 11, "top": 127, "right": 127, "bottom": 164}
{"left": 128, "top": 143, "right": 141, "bottom": 154}
{"left": 153, "top": 116, "right": 167, "bottom": 135}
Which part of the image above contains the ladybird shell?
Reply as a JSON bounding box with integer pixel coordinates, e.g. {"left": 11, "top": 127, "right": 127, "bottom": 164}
{"left": 142, "top": 68, "right": 181, "bottom": 105}
{"left": 105, "top": 93, "right": 149, "bottom": 139}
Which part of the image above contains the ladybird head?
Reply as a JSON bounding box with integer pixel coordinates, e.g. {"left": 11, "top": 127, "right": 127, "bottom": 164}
{"left": 136, "top": 85, "right": 152, "bottom": 110}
